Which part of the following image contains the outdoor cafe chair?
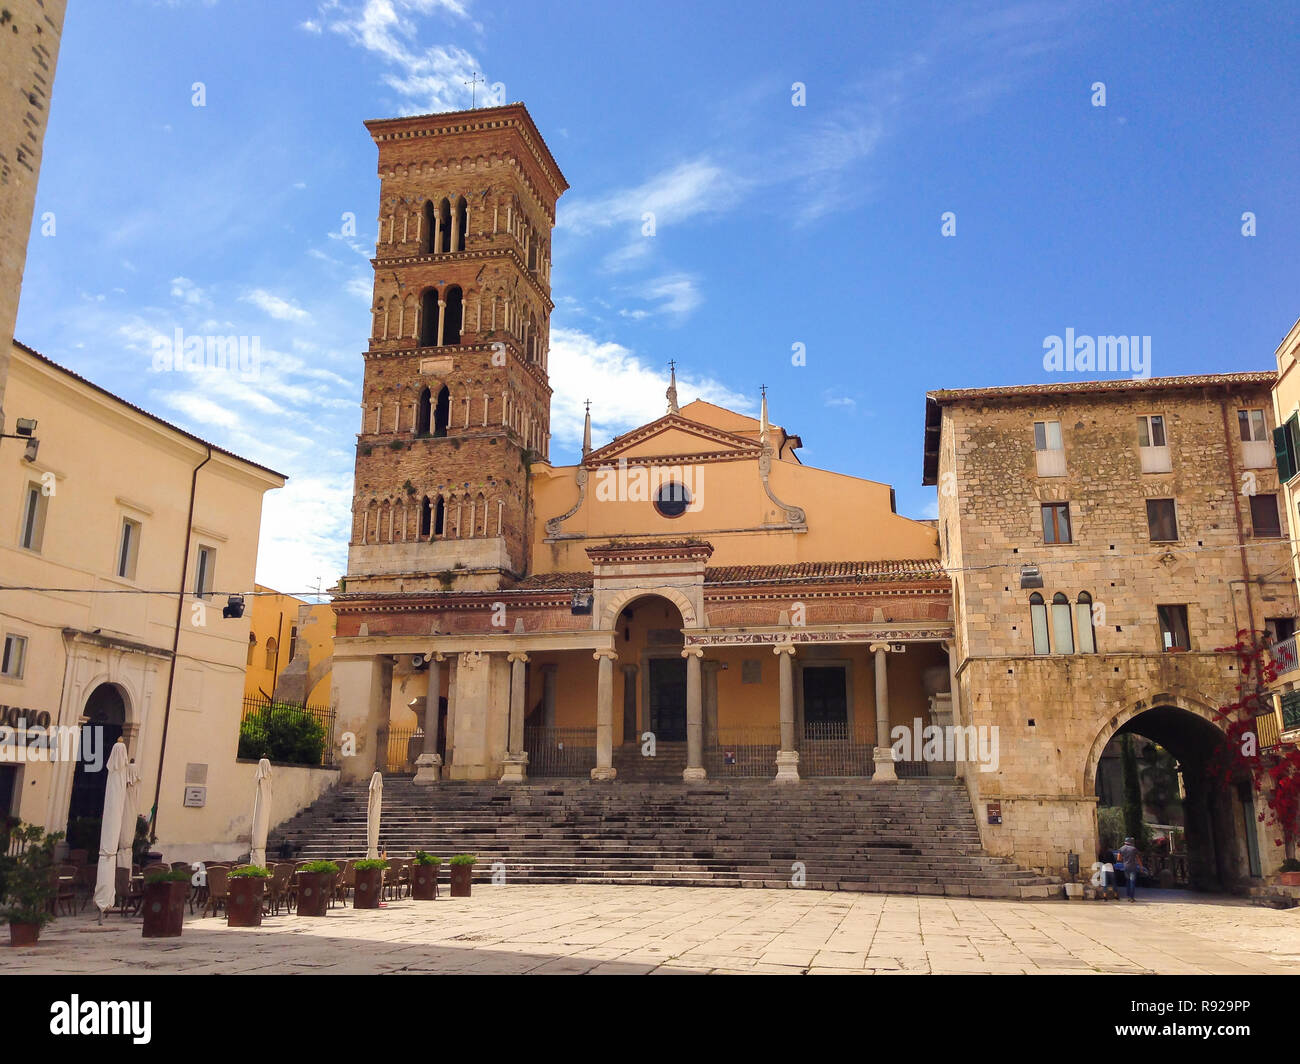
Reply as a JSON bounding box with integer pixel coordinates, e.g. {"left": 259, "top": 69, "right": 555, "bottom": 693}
{"left": 202, "top": 865, "right": 230, "bottom": 918}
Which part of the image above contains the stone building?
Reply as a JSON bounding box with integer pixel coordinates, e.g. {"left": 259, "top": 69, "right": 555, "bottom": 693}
{"left": 1267, "top": 317, "right": 1300, "bottom": 744}
{"left": 333, "top": 103, "right": 959, "bottom": 792}
{"left": 0, "top": 1, "right": 65, "bottom": 427}
{"left": 924, "top": 373, "right": 1295, "bottom": 887}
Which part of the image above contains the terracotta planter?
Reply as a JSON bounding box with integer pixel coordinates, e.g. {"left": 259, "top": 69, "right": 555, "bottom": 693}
{"left": 1280, "top": 871, "right": 1300, "bottom": 886}
{"left": 296, "top": 871, "right": 332, "bottom": 917}
{"left": 353, "top": 867, "right": 383, "bottom": 909}
{"left": 142, "top": 880, "right": 188, "bottom": 938}
{"left": 411, "top": 864, "right": 439, "bottom": 900}
{"left": 227, "top": 877, "right": 266, "bottom": 927}
{"left": 8, "top": 921, "right": 40, "bottom": 947}
{"left": 449, "top": 864, "right": 473, "bottom": 897}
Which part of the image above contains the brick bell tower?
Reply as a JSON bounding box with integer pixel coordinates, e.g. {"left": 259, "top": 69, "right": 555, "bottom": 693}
{"left": 346, "top": 103, "right": 567, "bottom": 594}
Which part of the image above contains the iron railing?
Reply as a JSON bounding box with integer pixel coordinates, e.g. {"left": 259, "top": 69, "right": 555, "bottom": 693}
{"left": 705, "top": 725, "right": 781, "bottom": 778}
{"left": 1271, "top": 635, "right": 1299, "bottom": 677}
{"left": 1283, "top": 690, "right": 1300, "bottom": 733}
{"left": 524, "top": 726, "right": 596, "bottom": 777}
{"left": 379, "top": 726, "right": 421, "bottom": 775}
{"left": 800, "top": 719, "right": 876, "bottom": 777}
{"left": 238, "top": 696, "right": 337, "bottom": 767}
{"left": 1255, "top": 708, "right": 1282, "bottom": 750}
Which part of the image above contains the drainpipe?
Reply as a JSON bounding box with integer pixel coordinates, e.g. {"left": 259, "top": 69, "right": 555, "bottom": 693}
{"left": 149, "top": 445, "right": 212, "bottom": 842}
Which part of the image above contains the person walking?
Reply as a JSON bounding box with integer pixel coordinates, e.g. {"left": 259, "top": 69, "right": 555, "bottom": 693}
{"left": 1118, "top": 836, "right": 1141, "bottom": 902}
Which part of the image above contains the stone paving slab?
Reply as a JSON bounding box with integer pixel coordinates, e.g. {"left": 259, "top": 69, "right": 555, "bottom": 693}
{"left": 4, "top": 885, "right": 1298, "bottom": 975}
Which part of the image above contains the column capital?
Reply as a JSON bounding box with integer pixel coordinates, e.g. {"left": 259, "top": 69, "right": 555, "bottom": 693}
{"left": 540, "top": 662, "right": 558, "bottom": 674}
{"left": 593, "top": 648, "right": 619, "bottom": 662}
{"left": 507, "top": 651, "right": 530, "bottom": 664}
{"left": 426, "top": 651, "right": 445, "bottom": 663}
{"left": 681, "top": 646, "right": 705, "bottom": 660}
{"left": 620, "top": 662, "right": 639, "bottom": 675}
{"left": 869, "top": 642, "right": 891, "bottom": 654}
{"left": 772, "top": 642, "right": 797, "bottom": 657}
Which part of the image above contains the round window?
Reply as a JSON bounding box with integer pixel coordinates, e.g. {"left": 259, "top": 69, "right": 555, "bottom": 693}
{"left": 654, "top": 481, "right": 691, "bottom": 518}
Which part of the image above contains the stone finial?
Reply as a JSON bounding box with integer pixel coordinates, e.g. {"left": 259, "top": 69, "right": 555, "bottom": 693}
{"left": 582, "top": 398, "right": 592, "bottom": 458}
{"left": 666, "top": 360, "right": 680, "bottom": 415}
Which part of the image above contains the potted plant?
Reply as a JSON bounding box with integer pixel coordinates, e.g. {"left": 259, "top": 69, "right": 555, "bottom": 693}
{"left": 142, "top": 868, "right": 190, "bottom": 938}
{"left": 1, "top": 823, "right": 62, "bottom": 947}
{"left": 296, "top": 860, "right": 337, "bottom": 917}
{"left": 227, "top": 866, "right": 272, "bottom": 927}
{"left": 411, "top": 852, "right": 441, "bottom": 900}
{"left": 1280, "top": 858, "right": 1300, "bottom": 886}
{"left": 352, "top": 859, "right": 388, "bottom": 909}
{"left": 448, "top": 854, "right": 476, "bottom": 898}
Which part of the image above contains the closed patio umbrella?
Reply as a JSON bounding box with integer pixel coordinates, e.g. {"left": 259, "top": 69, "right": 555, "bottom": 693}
{"left": 366, "top": 771, "right": 383, "bottom": 859}
{"left": 249, "top": 758, "right": 273, "bottom": 867}
{"left": 116, "top": 756, "right": 141, "bottom": 872}
{"left": 94, "top": 740, "right": 130, "bottom": 917}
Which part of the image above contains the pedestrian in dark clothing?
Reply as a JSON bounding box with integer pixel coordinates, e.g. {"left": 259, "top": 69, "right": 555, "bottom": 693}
{"left": 1118, "top": 836, "right": 1141, "bottom": 901}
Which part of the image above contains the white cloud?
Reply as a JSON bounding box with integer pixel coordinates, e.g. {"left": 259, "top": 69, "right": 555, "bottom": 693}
{"left": 618, "top": 274, "right": 702, "bottom": 322}
{"left": 255, "top": 474, "right": 356, "bottom": 593}
{"left": 169, "top": 276, "right": 205, "bottom": 305}
{"left": 547, "top": 326, "right": 752, "bottom": 462}
{"left": 242, "top": 288, "right": 311, "bottom": 322}
{"left": 561, "top": 159, "right": 747, "bottom": 235}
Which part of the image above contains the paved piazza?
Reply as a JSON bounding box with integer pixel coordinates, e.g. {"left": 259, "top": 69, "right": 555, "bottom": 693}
{"left": 6, "top": 886, "right": 1300, "bottom": 975}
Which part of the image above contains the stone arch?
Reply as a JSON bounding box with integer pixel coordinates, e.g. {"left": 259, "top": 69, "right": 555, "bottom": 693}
{"left": 1082, "top": 691, "right": 1225, "bottom": 796}
{"left": 598, "top": 588, "right": 701, "bottom": 632}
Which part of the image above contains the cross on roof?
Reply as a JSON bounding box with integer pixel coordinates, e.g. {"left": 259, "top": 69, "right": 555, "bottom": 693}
{"left": 464, "top": 72, "right": 484, "bottom": 108}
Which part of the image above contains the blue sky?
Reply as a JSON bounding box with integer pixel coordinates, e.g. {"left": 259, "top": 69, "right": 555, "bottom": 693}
{"left": 16, "top": 0, "right": 1299, "bottom": 594}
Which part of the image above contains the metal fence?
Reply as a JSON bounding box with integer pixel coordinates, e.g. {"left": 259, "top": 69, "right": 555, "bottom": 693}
{"left": 380, "top": 726, "right": 421, "bottom": 775}
{"left": 239, "top": 696, "right": 337, "bottom": 767}
{"left": 705, "top": 725, "right": 781, "bottom": 778}
{"left": 1254, "top": 708, "right": 1282, "bottom": 751}
{"left": 1271, "top": 635, "right": 1299, "bottom": 677}
{"left": 524, "top": 726, "right": 596, "bottom": 777}
{"left": 800, "top": 719, "right": 876, "bottom": 777}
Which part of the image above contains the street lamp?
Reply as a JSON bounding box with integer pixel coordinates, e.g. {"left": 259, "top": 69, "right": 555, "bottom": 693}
{"left": 0, "top": 417, "right": 39, "bottom": 462}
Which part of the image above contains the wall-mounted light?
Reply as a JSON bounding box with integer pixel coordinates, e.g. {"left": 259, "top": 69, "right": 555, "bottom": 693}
{"left": 222, "top": 594, "right": 245, "bottom": 619}
{"left": 1019, "top": 564, "right": 1044, "bottom": 589}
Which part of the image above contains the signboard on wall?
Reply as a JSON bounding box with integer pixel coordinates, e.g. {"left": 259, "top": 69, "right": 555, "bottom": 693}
{"left": 987, "top": 802, "right": 1002, "bottom": 825}
{"left": 183, "top": 786, "right": 207, "bottom": 808}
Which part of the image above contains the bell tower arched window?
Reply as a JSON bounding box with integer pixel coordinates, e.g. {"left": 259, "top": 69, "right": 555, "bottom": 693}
{"left": 420, "top": 289, "right": 439, "bottom": 347}
{"left": 455, "top": 196, "right": 468, "bottom": 251}
{"left": 438, "top": 198, "right": 452, "bottom": 253}
{"left": 415, "top": 387, "right": 431, "bottom": 436}
{"left": 433, "top": 386, "right": 450, "bottom": 438}
{"left": 1029, "top": 593, "right": 1049, "bottom": 654}
{"left": 1052, "top": 592, "right": 1075, "bottom": 654}
{"left": 420, "top": 496, "right": 432, "bottom": 538}
{"left": 422, "top": 200, "right": 436, "bottom": 253}
{"left": 443, "top": 285, "right": 463, "bottom": 345}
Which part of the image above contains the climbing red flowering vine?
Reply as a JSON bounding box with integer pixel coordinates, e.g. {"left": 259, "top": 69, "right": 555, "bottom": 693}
{"left": 1212, "top": 630, "right": 1300, "bottom": 848}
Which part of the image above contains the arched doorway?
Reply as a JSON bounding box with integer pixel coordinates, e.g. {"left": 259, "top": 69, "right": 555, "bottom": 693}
{"left": 614, "top": 595, "right": 687, "bottom": 744}
{"left": 1087, "top": 701, "right": 1258, "bottom": 892}
{"left": 67, "top": 684, "right": 128, "bottom": 851}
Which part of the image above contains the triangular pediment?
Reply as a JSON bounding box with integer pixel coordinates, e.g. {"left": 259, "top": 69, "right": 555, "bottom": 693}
{"left": 585, "top": 413, "right": 763, "bottom": 466}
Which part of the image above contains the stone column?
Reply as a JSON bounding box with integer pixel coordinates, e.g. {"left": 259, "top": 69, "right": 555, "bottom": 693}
{"left": 702, "top": 660, "right": 721, "bottom": 751}
{"left": 436, "top": 298, "right": 447, "bottom": 346}
{"left": 773, "top": 642, "right": 800, "bottom": 783}
{"left": 413, "top": 653, "right": 444, "bottom": 785}
{"left": 451, "top": 203, "right": 462, "bottom": 251}
{"left": 945, "top": 639, "right": 964, "bottom": 779}
{"left": 332, "top": 656, "right": 392, "bottom": 784}
{"left": 870, "top": 643, "right": 897, "bottom": 781}
{"left": 433, "top": 210, "right": 442, "bottom": 253}
{"left": 621, "top": 664, "right": 638, "bottom": 746}
{"left": 500, "top": 651, "right": 529, "bottom": 783}
{"left": 682, "top": 647, "right": 706, "bottom": 781}
{"left": 591, "top": 649, "right": 618, "bottom": 781}
{"left": 541, "top": 663, "right": 558, "bottom": 727}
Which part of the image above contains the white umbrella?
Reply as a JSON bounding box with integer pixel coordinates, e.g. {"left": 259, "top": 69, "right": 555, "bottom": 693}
{"left": 249, "top": 758, "right": 273, "bottom": 867}
{"left": 116, "top": 757, "right": 141, "bottom": 872}
{"left": 366, "top": 771, "right": 383, "bottom": 859}
{"left": 94, "top": 740, "right": 130, "bottom": 917}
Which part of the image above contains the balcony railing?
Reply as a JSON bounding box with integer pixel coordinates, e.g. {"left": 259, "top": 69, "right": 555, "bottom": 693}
{"left": 1270, "top": 635, "right": 1299, "bottom": 678}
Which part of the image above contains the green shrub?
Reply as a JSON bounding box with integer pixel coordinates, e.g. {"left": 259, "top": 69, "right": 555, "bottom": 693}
{"left": 229, "top": 865, "right": 272, "bottom": 878}
{"left": 413, "top": 851, "right": 442, "bottom": 866}
{"left": 0, "top": 823, "right": 64, "bottom": 926}
{"left": 144, "top": 869, "right": 191, "bottom": 884}
{"left": 449, "top": 854, "right": 476, "bottom": 867}
{"left": 238, "top": 704, "right": 326, "bottom": 766}
{"left": 354, "top": 858, "right": 389, "bottom": 871}
{"left": 1097, "top": 806, "right": 1126, "bottom": 851}
{"left": 300, "top": 860, "right": 338, "bottom": 875}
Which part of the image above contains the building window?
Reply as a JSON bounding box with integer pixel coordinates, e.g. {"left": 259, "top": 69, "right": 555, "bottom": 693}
{"left": 1041, "top": 502, "right": 1072, "bottom": 544}
{"left": 1033, "top": 420, "right": 1066, "bottom": 476}
{"left": 247, "top": 633, "right": 257, "bottom": 666}
{"left": 1239, "top": 408, "right": 1268, "bottom": 442}
{"left": 654, "top": 481, "right": 692, "bottom": 518}
{"left": 1029, "top": 593, "right": 1050, "bottom": 654}
{"left": 1052, "top": 593, "right": 1075, "bottom": 654}
{"left": 1158, "top": 604, "right": 1191, "bottom": 652}
{"left": 1137, "top": 414, "right": 1172, "bottom": 473}
{"left": 1266, "top": 617, "right": 1296, "bottom": 645}
{"left": 1146, "top": 499, "right": 1179, "bottom": 542}
{"left": 194, "top": 545, "right": 216, "bottom": 598}
{"left": 1076, "top": 592, "right": 1097, "bottom": 653}
{"left": 433, "top": 386, "right": 450, "bottom": 437}
{"left": 265, "top": 636, "right": 277, "bottom": 671}
{"left": 1250, "top": 493, "right": 1282, "bottom": 538}
{"left": 415, "top": 387, "right": 431, "bottom": 436}
{"left": 116, "top": 517, "right": 141, "bottom": 580}
{"left": 1, "top": 634, "right": 26, "bottom": 679}
{"left": 289, "top": 626, "right": 298, "bottom": 663}
{"left": 18, "top": 482, "right": 47, "bottom": 552}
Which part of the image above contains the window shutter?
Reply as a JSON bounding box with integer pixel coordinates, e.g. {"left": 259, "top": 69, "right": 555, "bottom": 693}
{"left": 1275, "top": 423, "right": 1295, "bottom": 482}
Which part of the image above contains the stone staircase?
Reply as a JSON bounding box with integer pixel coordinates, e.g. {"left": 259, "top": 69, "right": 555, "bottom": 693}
{"left": 268, "top": 778, "right": 1060, "bottom": 898}
{"left": 612, "top": 741, "right": 689, "bottom": 780}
